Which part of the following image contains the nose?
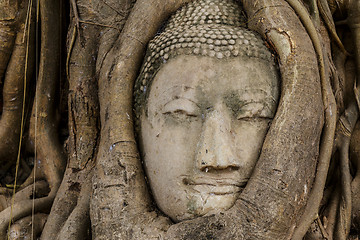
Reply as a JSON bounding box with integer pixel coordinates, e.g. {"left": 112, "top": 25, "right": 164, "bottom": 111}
{"left": 195, "top": 105, "right": 239, "bottom": 172}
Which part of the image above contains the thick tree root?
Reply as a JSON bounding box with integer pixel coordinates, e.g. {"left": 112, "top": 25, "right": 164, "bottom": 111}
{"left": 56, "top": 172, "right": 92, "bottom": 240}
{"left": 0, "top": 21, "right": 16, "bottom": 84}
{"left": 33, "top": 0, "right": 65, "bottom": 190}
{"left": 0, "top": 22, "right": 34, "bottom": 166}
{"left": 271, "top": 1, "right": 336, "bottom": 239}
{"left": 41, "top": 1, "right": 100, "bottom": 238}
{"left": 89, "top": 0, "right": 327, "bottom": 239}
{"left": 91, "top": 0, "right": 197, "bottom": 239}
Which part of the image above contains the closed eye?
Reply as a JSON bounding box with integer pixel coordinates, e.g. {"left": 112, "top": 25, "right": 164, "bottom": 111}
{"left": 162, "top": 98, "right": 200, "bottom": 117}
{"left": 238, "top": 116, "right": 273, "bottom": 121}
{"left": 235, "top": 102, "right": 275, "bottom": 120}
{"left": 164, "top": 109, "right": 198, "bottom": 117}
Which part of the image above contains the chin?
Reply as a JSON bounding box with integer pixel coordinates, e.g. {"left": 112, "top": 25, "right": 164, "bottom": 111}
{"left": 166, "top": 192, "right": 239, "bottom": 222}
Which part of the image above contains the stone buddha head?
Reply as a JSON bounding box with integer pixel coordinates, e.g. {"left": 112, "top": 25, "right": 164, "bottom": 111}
{"left": 134, "top": 0, "right": 280, "bottom": 222}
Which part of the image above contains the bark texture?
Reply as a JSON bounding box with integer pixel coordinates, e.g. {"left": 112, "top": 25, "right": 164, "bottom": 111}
{"left": 0, "top": 0, "right": 359, "bottom": 239}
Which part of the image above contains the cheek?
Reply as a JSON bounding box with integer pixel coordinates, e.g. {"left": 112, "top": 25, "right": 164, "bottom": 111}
{"left": 232, "top": 120, "right": 270, "bottom": 167}
{"left": 140, "top": 115, "right": 202, "bottom": 177}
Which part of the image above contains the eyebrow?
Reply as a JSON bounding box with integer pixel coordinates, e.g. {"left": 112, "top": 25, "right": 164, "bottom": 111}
{"left": 159, "top": 85, "right": 196, "bottom": 97}
{"left": 228, "top": 88, "right": 278, "bottom": 104}
{"left": 158, "top": 85, "right": 198, "bottom": 106}
{"left": 223, "top": 89, "right": 278, "bottom": 113}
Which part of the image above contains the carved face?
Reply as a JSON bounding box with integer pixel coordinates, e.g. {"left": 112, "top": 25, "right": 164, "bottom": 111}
{"left": 139, "top": 55, "right": 279, "bottom": 222}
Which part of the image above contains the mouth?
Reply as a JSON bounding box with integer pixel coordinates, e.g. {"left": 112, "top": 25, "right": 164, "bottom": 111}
{"left": 182, "top": 177, "right": 246, "bottom": 195}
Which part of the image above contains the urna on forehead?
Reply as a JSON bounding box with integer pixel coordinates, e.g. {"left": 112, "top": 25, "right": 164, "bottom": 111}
{"left": 134, "top": 0, "right": 275, "bottom": 118}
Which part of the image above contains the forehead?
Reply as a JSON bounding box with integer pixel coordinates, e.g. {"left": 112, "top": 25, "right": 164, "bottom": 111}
{"left": 149, "top": 55, "right": 279, "bottom": 102}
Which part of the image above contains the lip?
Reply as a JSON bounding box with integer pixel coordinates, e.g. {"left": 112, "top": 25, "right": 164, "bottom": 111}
{"left": 182, "top": 177, "right": 246, "bottom": 195}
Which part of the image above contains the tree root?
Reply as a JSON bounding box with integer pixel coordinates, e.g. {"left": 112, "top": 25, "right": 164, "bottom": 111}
{"left": 0, "top": 191, "right": 56, "bottom": 239}
{"left": 334, "top": 102, "right": 358, "bottom": 239}
{"left": 0, "top": 180, "right": 49, "bottom": 237}
{"left": 2, "top": 0, "right": 66, "bottom": 238}
{"left": 350, "top": 121, "right": 360, "bottom": 231}
{"left": 92, "top": 0, "right": 195, "bottom": 238}
{"left": 56, "top": 172, "right": 92, "bottom": 240}
{"left": 238, "top": 0, "right": 327, "bottom": 238}
{"left": 277, "top": 0, "right": 337, "bottom": 239}
{"left": 33, "top": 0, "right": 65, "bottom": 191}
{"left": 324, "top": 182, "right": 341, "bottom": 238}
{"left": 0, "top": 20, "right": 16, "bottom": 84}
{"left": 8, "top": 213, "right": 47, "bottom": 240}
{"left": 0, "top": 0, "right": 358, "bottom": 239}
{"left": 318, "top": 0, "right": 348, "bottom": 55}
{"left": 346, "top": 0, "right": 360, "bottom": 89}
{"left": 0, "top": 20, "right": 34, "bottom": 166}
{"left": 40, "top": 166, "right": 93, "bottom": 240}
{"left": 346, "top": 1, "right": 360, "bottom": 234}
{"left": 67, "top": 19, "right": 99, "bottom": 171}
{"left": 89, "top": 0, "right": 328, "bottom": 239}
{"left": 41, "top": 1, "right": 99, "bottom": 238}
{"left": 0, "top": 180, "right": 48, "bottom": 210}
{"left": 18, "top": 162, "right": 45, "bottom": 190}
{"left": 12, "top": 180, "right": 49, "bottom": 205}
